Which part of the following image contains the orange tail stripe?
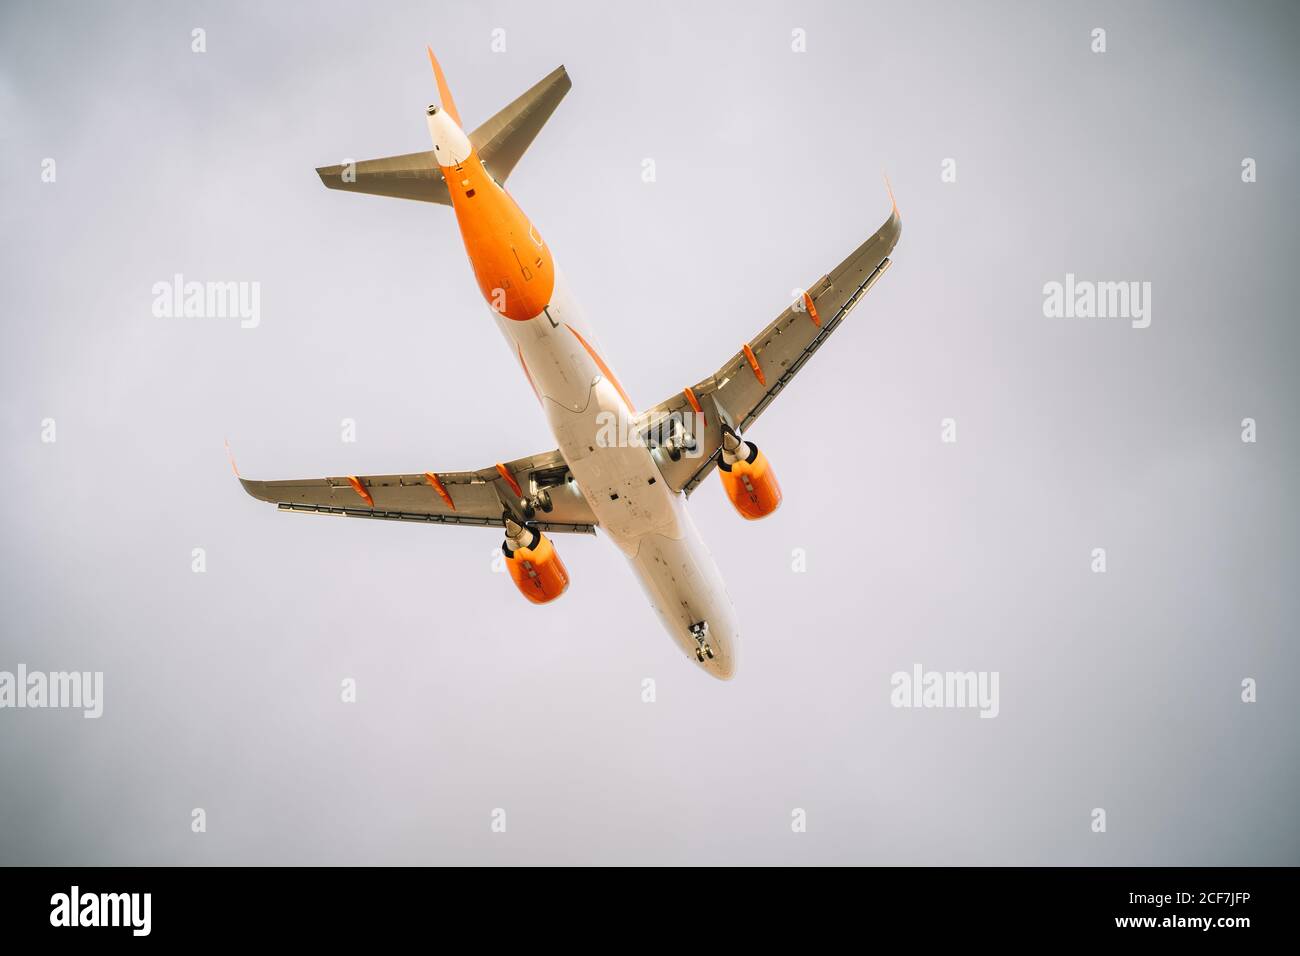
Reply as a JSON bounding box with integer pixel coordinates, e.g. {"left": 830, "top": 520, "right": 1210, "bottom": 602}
{"left": 683, "top": 386, "right": 705, "bottom": 425}
{"left": 425, "top": 471, "right": 455, "bottom": 511}
{"left": 566, "top": 324, "right": 636, "bottom": 413}
{"left": 803, "top": 291, "right": 821, "bottom": 327}
{"left": 742, "top": 343, "right": 766, "bottom": 386}
{"left": 496, "top": 463, "right": 524, "bottom": 498}
{"left": 347, "top": 475, "right": 375, "bottom": 508}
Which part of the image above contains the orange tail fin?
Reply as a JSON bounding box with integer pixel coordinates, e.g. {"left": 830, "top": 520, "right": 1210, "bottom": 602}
{"left": 426, "top": 47, "right": 461, "bottom": 126}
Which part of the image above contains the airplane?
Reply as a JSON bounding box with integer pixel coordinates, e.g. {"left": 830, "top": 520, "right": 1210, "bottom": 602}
{"left": 237, "top": 50, "right": 901, "bottom": 680}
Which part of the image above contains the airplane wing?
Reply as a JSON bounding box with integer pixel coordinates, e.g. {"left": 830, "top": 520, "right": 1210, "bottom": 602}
{"left": 636, "top": 200, "right": 901, "bottom": 495}
{"left": 315, "top": 65, "right": 571, "bottom": 204}
{"left": 238, "top": 448, "right": 597, "bottom": 535}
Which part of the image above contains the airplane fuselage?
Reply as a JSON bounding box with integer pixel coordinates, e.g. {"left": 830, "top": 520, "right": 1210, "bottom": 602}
{"left": 432, "top": 105, "right": 738, "bottom": 679}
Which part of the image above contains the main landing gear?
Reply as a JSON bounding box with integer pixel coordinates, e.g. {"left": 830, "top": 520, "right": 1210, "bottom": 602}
{"left": 689, "top": 621, "right": 715, "bottom": 663}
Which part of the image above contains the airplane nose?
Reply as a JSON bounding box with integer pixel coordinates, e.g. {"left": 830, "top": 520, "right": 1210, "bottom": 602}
{"left": 694, "top": 637, "right": 736, "bottom": 680}
{"left": 682, "top": 617, "right": 738, "bottom": 680}
{"left": 707, "top": 653, "right": 737, "bottom": 681}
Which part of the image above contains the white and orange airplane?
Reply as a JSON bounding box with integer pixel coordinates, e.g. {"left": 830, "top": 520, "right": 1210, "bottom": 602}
{"left": 239, "top": 51, "right": 901, "bottom": 679}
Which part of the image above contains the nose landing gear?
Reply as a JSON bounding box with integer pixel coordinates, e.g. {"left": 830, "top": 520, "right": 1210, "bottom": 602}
{"left": 689, "top": 621, "right": 715, "bottom": 663}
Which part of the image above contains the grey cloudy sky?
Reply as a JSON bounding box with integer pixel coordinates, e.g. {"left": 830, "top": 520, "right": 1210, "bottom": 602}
{"left": 1, "top": 0, "right": 1297, "bottom": 864}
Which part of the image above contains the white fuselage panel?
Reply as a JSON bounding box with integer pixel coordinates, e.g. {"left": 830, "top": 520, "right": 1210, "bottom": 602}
{"left": 490, "top": 270, "right": 737, "bottom": 678}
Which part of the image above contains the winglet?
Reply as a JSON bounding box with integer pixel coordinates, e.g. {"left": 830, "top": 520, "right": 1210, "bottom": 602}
{"left": 225, "top": 438, "right": 240, "bottom": 478}
{"left": 883, "top": 171, "right": 899, "bottom": 217}
{"left": 426, "top": 47, "right": 462, "bottom": 126}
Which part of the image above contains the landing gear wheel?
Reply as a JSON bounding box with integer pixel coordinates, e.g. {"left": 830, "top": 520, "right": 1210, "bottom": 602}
{"left": 688, "top": 620, "right": 712, "bottom": 664}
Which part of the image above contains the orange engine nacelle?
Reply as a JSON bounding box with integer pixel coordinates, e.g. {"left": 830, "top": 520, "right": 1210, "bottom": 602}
{"left": 503, "top": 526, "right": 570, "bottom": 604}
{"left": 718, "top": 440, "right": 783, "bottom": 520}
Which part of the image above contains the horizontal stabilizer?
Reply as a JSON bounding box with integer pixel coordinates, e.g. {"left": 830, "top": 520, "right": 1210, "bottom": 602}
{"left": 315, "top": 64, "right": 571, "bottom": 204}
{"left": 471, "top": 64, "right": 571, "bottom": 184}
{"left": 316, "top": 149, "right": 449, "bottom": 204}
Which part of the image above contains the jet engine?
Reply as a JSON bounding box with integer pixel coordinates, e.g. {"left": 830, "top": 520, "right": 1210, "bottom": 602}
{"left": 502, "top": 517, "right": 570, "bottom": 604}
{"left": 717, "top": 428, "right": 782, "bottom": 520}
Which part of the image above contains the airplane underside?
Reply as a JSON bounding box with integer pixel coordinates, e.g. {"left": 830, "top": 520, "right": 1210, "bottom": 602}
{"left": 499, "top": 275, "right": 740, "bottom": 679}
{"left": 237, "top": 50, "right": 899, "bottom": 682}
